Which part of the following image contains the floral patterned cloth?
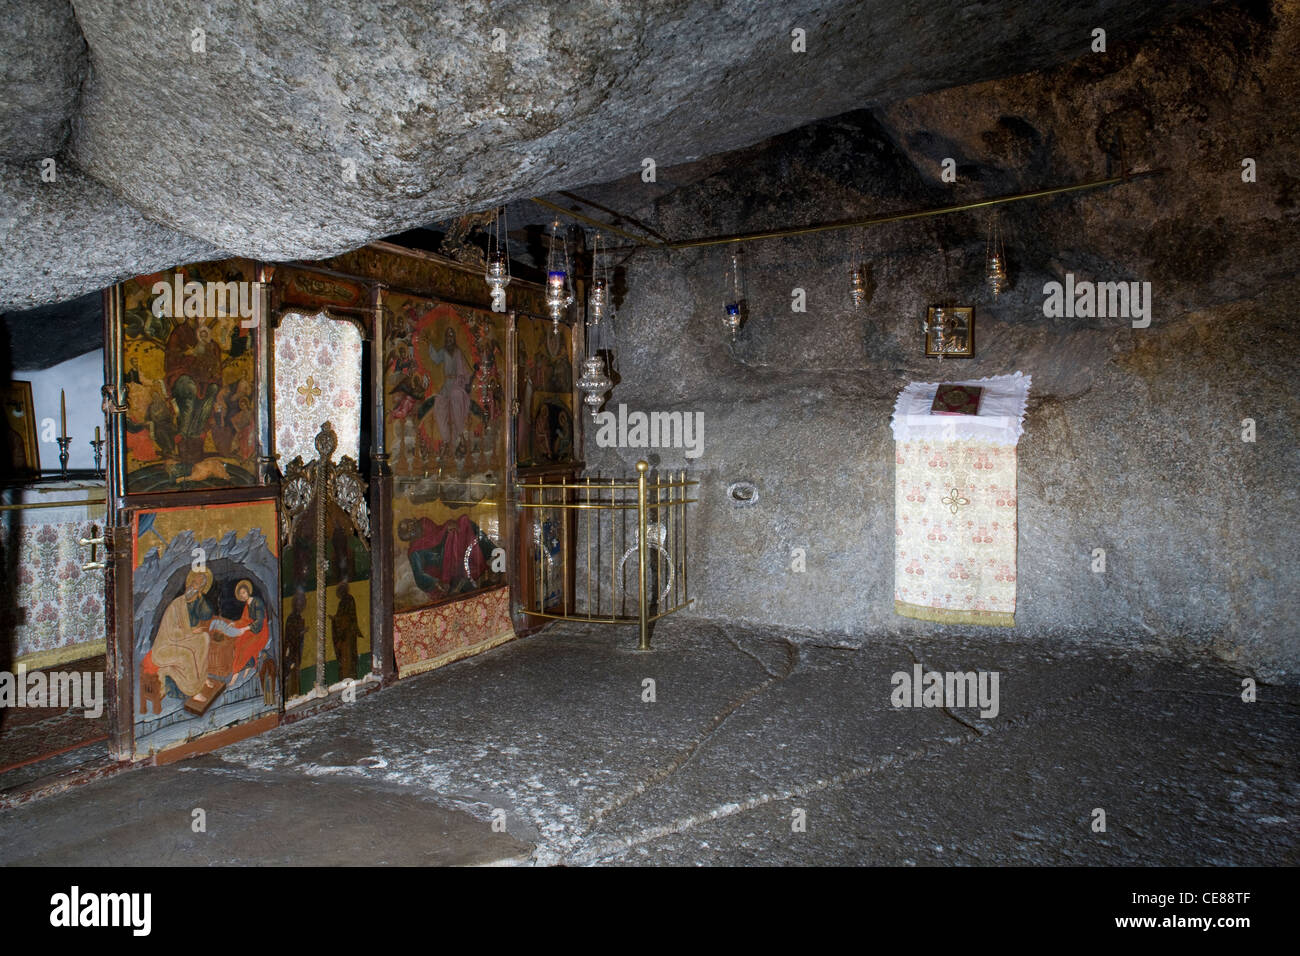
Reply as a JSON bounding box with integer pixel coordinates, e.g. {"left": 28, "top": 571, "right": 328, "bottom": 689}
{"left": 394, "top": 587, "right": 514, "bottom": 677}
{"left": 894, "top": 438, "right": 1017, "bottom": 626}
{"left": 274, "top": 312, "right": 363, "bottom": 465}
{"left": 3, "top": 488, "right": 106, "bottom": 661}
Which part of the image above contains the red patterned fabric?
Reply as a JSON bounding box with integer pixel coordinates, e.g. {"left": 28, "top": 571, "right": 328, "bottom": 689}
{"left": 394, "top": 588, "right": 513, "bottom": 677}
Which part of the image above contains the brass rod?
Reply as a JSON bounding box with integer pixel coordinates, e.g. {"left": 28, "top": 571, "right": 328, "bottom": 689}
{"left": 585, "top": 476, "right": 591, "bottom": 616}
{"left": 405, "top": 478, "right": 503, "bottom": 487}
{"left": 516, "top": 479, "right": 698, "bottom": 490}
{"left": 636, "top": 460, "right": 650, "bottom": 651}
{"left": 681, "top": 470, "right": 688, "bottom": 609}
{"left": 518, "top": 500, "right": 641, "bottom": 512}
{"left": 0, "top": 497, "right": 107, "bottom": 512}
{"left": 517, "top": 498, "right": 698, "bottom": 510}
{"left": 521, "top": 598, "right": 693, "bottom": 626}
{"left": 561, "top": 475, "right": 569, "bottom": 616}
{"left": 517, "top": 481, "right": 702, "bottom": 489}
{"left": 679, "top": 468, "right": 685, "bottom": 610}
{"left": 535, "top": 489, "right": 542, "bottom": 615}
{"left": 556, "top": 191, "right": 673, "bottom": 244}
{"left": 620, "top": 475, "right": 626, "bottom": 617}
{"left": 523, "top": 611, "right": 630, "bottom": 625}
{"left": 648, "top": 599, "right": 693, "bottom": 621}
{"left": 655, "top": 466, "right": 664, "bottom": 620}
{"left": 529, "top": 197, "right": 665, "bottom": 248}
{"left": 664, "top": 167, "right": 1169, "bottom": 250}
{"left": 609, "top": 471, "right": 616, "bottom": 618}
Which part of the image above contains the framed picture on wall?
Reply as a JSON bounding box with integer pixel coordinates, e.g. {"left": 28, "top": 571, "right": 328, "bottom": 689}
{"left": 117, "top": 260, "right": 261, "bottom": 493}
{"left": 924, "top": 306, "right": 975, "bottom": 358}
{"left": 4, "top": 380, "right": 40, "bottom": 475}
{"left": 131, "top": 499, "right": 281, "bottom": 757}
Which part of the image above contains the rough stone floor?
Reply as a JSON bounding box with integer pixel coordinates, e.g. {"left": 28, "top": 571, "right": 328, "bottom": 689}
{"left": 1, "top": 619, "right": 1296, "bottom": 866}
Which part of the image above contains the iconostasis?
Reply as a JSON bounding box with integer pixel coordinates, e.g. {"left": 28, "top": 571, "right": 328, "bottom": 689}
{"left": 113, "top": 260, "right": 280, "bottom": 761}
{"left": 105, "top": 245, "right": 571, "bottom": 759}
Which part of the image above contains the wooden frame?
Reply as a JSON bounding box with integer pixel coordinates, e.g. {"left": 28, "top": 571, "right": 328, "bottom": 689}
{"left": 3, "top": 380, "right": 39, "bottom": 476}
{"left": 924, "top": 306, "right": 975, "bottom": 358}
{"left": 127, "top": 497, "right": 282, "bottom": 759}
{"left": 114, "top": 259, "right": 265, "bottom": 495}
{"left": 94, "top": 243, "right": 560, "bottom": 761}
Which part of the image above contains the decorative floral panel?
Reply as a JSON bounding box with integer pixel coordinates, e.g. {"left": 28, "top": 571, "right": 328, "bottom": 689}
{"left": 274, "top": 311, "right": 364, "bottom": 467}
{"left": 894, "top": 438, "right": 1018, "bottom": 626}
{"left": 393, "top": 587, "right": 514, "bottom": 678}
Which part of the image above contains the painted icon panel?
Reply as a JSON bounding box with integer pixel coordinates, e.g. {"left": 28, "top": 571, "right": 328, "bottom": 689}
{"left": 516, "top": 316, "right": 575, "bottom": 468}
{"left": 280, "top": 496, "right": 372, "bottom": 700}
{"left": 131, "top": 499, "right": 280, "bottom": 757}
{"left": 274, "top": 311, "right": 364, "bottom": 467}
{"left": 119, "top": 261, "right": 260, "bottom": 493}
{"left": 384, "top": 293, "right": 508, "bottom": 613}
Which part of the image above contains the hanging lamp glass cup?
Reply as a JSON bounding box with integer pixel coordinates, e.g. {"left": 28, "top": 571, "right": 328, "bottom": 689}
{"left": 589, "top": 277, "right": 608, "bottom": 322}
{"left": 986, "top": 253, "right": 1008, "bottom": 296}
{"left": 850, "top": 265, "right": 867, "bottom": 308}
{"left": 486, "top": 251, "right": 510, "bottom": 293}
{"left": 724, "top": 302, "right": 742, "bottom": 342}
{"left": 546, "top": 269, "right": 571, "bottom": 325}
{"left": 577, "top": 355, "right": 612, "bottom": 418}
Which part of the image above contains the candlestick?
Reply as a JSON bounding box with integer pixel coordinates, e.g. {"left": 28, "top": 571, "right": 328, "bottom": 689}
{"left": 60, "top": 389, "right": 67, "bottom": 438}
{"left": 90, "top": 436, "right": 105, "bottom": 477}
{"left": 57, "top": 435, "right": 72, "bottom": 478}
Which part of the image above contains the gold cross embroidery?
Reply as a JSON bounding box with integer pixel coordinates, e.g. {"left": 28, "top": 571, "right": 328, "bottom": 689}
{"left": 298, "top": 376, "right": 322, "bottom": 407}
{"left": 941, "top": 488, "right": 969, "bottom": 515}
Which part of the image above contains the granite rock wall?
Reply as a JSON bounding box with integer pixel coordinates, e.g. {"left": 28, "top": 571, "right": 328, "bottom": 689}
{"left": 581, "top": 3, "right": 1299, "bottom": 679}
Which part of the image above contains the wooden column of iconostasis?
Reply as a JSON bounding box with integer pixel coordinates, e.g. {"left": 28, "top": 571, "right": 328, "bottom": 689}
{"left": 382, "top": 292, "right": 517, "bottom": 676}
{"left": 108, "top": 259, "right": 281, "bottom": 761}
{"left": 513, "top": 315, "right": 581, "bottom": 635}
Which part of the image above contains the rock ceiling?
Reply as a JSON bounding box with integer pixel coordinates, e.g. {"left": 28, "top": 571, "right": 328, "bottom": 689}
{"left": 0, "top": 0, "right": 1217, "bottom": 315}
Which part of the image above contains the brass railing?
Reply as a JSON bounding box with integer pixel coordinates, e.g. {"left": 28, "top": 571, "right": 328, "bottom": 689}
{"left": 516, "top": 461, "right": 696, "bottom": 650}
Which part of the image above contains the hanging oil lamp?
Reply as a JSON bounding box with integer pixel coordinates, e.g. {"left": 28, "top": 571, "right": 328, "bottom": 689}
{"left": 850, "top": 264, "right": 867, "bottom": 308}
{"left": 723, "top": 245, "right": 746, "bottom": 342}
{"left": 589, "top": 276, "right": 609, "bottom": 323}
{"left": 545, "top": 219, "right": 574, "bottom": 330}
{"left": 577, "top": 356, "right": 612, "bottom": 419}
{"left": 577, "top": 231, "right": 614, "bottom": 417}
{"left": 985, "top": 213, "right": 1009, "bottom": 297}
{"left": 484, "top": 205, "right": 511, "bottom": 306}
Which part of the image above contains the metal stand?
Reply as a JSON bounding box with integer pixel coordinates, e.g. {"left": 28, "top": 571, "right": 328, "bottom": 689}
{"left": 90, "top": 438, "right": 105, "bottom": 477}
{"left": 56, "top": 436, "right": 72, "bottom": 478}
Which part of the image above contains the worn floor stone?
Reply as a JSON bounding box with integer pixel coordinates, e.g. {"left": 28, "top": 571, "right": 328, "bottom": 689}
{"left": 1, "top": 619, "right": 1293, "bottom": 866}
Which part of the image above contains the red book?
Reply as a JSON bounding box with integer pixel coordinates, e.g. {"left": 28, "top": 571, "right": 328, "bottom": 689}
{"left": 931, "top": 385, "right": 983, "bottom": 415}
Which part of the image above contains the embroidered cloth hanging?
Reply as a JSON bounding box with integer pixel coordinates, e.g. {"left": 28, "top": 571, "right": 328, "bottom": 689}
{"left": 890, "top": 372, "right": 1031, "bottom": 626}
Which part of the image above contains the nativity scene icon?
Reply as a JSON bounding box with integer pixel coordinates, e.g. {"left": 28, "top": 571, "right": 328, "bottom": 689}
{"left": 132, "top": 504, "right": 282, "bottom": 746}
{"left": 138, "top": 566, "right": 272, "bottom": 718}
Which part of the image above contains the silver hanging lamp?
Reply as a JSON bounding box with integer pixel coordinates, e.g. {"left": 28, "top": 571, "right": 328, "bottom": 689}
{"left": 577, "top": 231, "right": 614, "bottom": 418}
{"left": 545, "top": 219, "right": 575, "bottom": 331}
{"left": 484, "top": 205, "right": 511, "bottom": 309}
{"left": 723, "top": 245, "right": 747, "bottom": 342}
{"left": 985, "top": 212, "right": 1009, "bottom": 297}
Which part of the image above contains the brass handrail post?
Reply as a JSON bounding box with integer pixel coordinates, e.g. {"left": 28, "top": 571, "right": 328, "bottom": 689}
{"left": 636, "top": 460, "right": 650, "bottom": 650}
